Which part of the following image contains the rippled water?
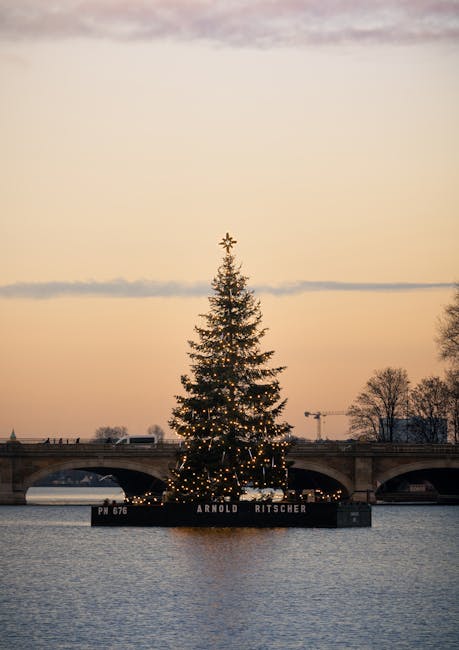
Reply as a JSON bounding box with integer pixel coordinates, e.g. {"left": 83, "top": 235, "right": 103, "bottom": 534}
{"left": 0, "top": 506, "right": 458, "bottom": 649}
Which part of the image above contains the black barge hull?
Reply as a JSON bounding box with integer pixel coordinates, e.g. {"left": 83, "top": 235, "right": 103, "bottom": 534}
{"left": 91, "top": 502, "right": 371, "bottom": 527}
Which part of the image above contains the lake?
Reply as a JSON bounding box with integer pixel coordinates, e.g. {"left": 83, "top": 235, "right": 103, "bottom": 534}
{"left": 26, "top": 487, "right": 125, "bottom": 505}
{"left": 0, "top": 504, "right": 458, "bottom": 649}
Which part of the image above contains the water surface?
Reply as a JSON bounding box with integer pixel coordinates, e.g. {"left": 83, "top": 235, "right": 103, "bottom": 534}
{"left": 26, "top": 487, "right": 125, "bottom": 505}
{"left": 0, "top": 505, "right": 458, "bottom": 649}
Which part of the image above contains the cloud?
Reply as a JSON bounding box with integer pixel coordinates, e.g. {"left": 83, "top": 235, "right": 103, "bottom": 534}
{"left": 0, "top": 279, "right": 209, "bottom": 299}
{"left": 0, "top": 278, "right": 453, "bottom": 299}
{"left": 257, "top": 280, "right": 455, "bottom": 295}
{"left": 0, "top": 1, "right": 458, "bottom": 46}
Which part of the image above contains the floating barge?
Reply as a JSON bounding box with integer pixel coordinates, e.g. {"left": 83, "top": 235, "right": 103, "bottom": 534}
{"left": 91, "top": 501, "right": 371, "bottom": 528}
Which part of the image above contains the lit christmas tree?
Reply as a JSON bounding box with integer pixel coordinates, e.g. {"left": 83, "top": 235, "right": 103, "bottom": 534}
{"left": 168, "top": 233, "right": 292, "bottom": 502}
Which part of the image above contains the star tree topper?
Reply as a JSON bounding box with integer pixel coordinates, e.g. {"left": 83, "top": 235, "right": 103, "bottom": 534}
{"left": 219, "top": 232, "right": 237, "bottom": 253}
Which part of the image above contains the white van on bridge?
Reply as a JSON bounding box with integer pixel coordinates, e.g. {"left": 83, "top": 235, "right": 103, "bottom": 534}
{"left": 115, "top": 436, "right": 158, "bottom": 446}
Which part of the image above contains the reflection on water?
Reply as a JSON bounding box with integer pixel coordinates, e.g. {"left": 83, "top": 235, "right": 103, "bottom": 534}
{"left": 0, "top": 506, "right": 458, "bottom": 650}
{"left": 26, "top": 487, "right": 125, "bottom": 505}
{"left": 172, "top": 526, "right": 289, "bottom": 592}
{"left": 170, "top": 528, "right": 293, "bottom": 648}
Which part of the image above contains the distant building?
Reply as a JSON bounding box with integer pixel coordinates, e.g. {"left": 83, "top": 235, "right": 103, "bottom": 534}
{"left": 379, "top": 418, "right": 447, "bottom": 443}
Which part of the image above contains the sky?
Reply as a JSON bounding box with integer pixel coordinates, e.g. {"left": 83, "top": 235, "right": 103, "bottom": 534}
{"left": 1, "top": 1, "right": 458, "bottom": 440}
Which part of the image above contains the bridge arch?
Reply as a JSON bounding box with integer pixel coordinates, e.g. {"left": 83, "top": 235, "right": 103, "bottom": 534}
{"left": 289, "top": 460, "right": 353, "bottom": 497}
{"left": 24, "top": 458, "right": 170, "bottom": 497}
{"left": 376, "top": 458, "right": 459, "bottom": 488}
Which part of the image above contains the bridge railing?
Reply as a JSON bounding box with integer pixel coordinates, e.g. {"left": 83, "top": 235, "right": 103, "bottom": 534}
{"left": 0, "top": 439, "right": 183, "bottom": 452}
{"left": 289, "top": 441, "right": 458, "bottom": 454}
{"left": 1, "top": 438, "right": 457, "bottom": 455}
{"left": 371, "top": 442, "right": 456, "bottom": 454}
{"left": 0, "top": 436, "right": 181, "bottom": 447}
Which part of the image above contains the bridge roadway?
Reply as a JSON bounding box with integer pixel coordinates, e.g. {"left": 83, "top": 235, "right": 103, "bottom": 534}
{"left": 1, "top": 439, "right": 458, "bottom": 504}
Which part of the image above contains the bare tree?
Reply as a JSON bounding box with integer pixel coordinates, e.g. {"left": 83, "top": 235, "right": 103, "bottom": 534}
{"left": 93, "top": 426, "right": 128, "bottom": 442}
{"left": 436, "top": 286, "right": 459, "bottom": 443}
{"left": 347, "top": 367, "right": 409, "bottom": 441}
{"left": 147, "top": 424, "right": 165, "bottom": 442}
{"left": 445, "top": 368, "right": 459, "bottom": 443}
{"left": 437, "top": 284, "right": 459, "bottom": 365}
{"left": 409, "top": 376, "right": 450, "bottom": 443}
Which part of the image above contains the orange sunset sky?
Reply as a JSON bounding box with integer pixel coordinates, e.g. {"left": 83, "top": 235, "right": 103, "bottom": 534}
{"left": 1, "top": 2, "right": 458, "bottom": 440}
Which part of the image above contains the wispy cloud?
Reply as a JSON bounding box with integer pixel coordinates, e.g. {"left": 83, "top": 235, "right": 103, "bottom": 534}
{"left": 0, "top": 279, "right": 209, "bottom": 300}
{"left": 0, "top": 279, "right": 453, "bottom": 299}
{"left": 0, "top": 1, "right": 458, "bottom": 46}
{"left": 256, "top": 281, "right": 455, "bottom": 295}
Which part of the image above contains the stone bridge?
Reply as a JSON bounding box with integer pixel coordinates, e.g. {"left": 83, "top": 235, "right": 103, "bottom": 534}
{"left": 1, "top": 440, "right": 458, "bottom": 504}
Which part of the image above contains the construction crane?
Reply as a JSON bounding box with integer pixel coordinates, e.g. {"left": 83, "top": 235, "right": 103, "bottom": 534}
{"left": 304, "top": 410, "right": 347, "bottom": 441}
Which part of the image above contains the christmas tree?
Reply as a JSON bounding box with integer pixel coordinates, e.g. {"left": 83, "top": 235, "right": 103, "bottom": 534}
{"left": 168, "top": 233, "right": 292, "bottom": 502}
